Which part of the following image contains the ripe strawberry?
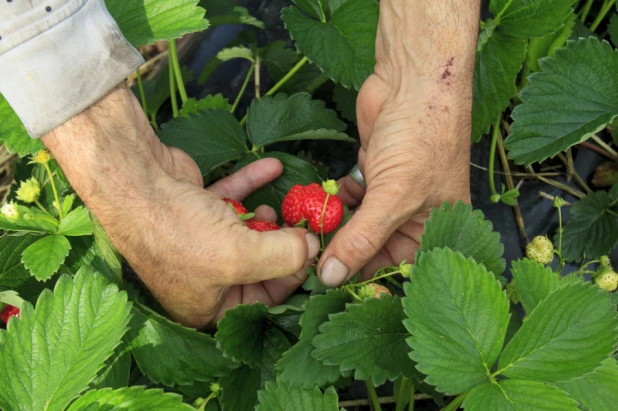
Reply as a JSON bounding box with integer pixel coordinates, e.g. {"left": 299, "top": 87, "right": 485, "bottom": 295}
{"left": 525, "top": 236, "right": 554, "bottom": 265}
{"left": 222, "top": 197, "right": 249, "bottom": 215}
{"left": 358, "top": 283, "right": 392, "bottom": 299}
{"left": 281, "top": 185, "right": 306, "bottom": 226}
{"left": 0, "top": 304, "right": 19, "bottom": 324}
{"left": 303, "top": 191, "right": 343, "bottom": 234}
{"left": 246, "top": 220, "right": 280, "bottom": 232}
{"left": 595, "top": 270, "right": 618, "bottom": 292}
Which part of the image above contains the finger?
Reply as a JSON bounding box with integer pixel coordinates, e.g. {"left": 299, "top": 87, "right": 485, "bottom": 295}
{"left": 207, "top": 158, "right": 283, "bottom": 201}
{"left": 337, "top": 175, "right": 366, "bottom": 207}
{"left": 318, "top": 189, "right": 414, "bottom": 287}
{"left": 360, "top": 231, "right": 420, "bottom": 278}
{"left": 253, "top": 205, "right": 278, "bottom": 222}
{"left": 231, "top": 228, "right": 320, "bottom": 285}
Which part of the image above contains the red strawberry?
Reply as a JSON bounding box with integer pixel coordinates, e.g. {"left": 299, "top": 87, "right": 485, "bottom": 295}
{"left": 222, "top": 197, "right": 249, "bottom": 215}
{"left": 282, "top": 185, "right": 307, "bottom": 226}
{"left": 303, "top": 189, "right": 344, "bottom": 234}
{"left": 246, "top": 220, "right": 280, "bottom": 232}
{"left": 0, "top": 304, "right": 19, "bottom": 324}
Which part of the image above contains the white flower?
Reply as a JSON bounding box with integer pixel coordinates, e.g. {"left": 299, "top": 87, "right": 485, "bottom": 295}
{"left": 1, "top": 202, "right": 19, "bottom": 222}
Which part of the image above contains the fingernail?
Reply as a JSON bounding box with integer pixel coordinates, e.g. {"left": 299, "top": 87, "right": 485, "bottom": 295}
{"left": 306, "top": 233, "right": 320, "bottom": 260}
{"left": 320, "top": 257, "right": 349, "bottom": 287}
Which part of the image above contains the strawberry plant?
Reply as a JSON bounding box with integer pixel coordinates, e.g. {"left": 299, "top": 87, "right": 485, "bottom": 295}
{"left": 1, "top": 0, "right": 618, "bottom": 410}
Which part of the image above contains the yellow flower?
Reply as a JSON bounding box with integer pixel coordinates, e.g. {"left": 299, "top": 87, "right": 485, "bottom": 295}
{"left": 16, "top": 178, "right": 41, "bottom": 204}
{"left": 30, "top": 150, "right": 53, "bottom": 165}
{"left": 1, "top": 202, "right": 19, "bottom": 221}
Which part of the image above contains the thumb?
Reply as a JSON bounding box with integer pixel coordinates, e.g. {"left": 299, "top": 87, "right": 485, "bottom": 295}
{"left": 318, "top": 190, "right": 410, "bottom": 287}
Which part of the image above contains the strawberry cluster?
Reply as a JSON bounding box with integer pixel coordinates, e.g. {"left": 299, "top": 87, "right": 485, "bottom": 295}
{"left": 281, "top": 181, "right": 344, "bottom": 234}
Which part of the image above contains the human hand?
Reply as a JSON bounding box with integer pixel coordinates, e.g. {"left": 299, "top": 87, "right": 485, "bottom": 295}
{"left": 42, "top": 84, "right": 319, "bottom": 329}
{"left": 318, "top": 1, "right": 480, "bottom": 286}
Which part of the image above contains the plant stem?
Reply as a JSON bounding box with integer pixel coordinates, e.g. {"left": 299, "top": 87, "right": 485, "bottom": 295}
{"left": 44, "top": 163, "right": 63, "bottom": 219}
{"left": 443, "top": 392, "right": 468, "bottom": 411}
{"left": 590, "top": 0, "right": 614, "bottom": 32}
{"left": 150, "top": 113, "right": 159, "bottom": 130}
{"left": 168, "top": 39, "right": 188, "bottom": 104}
{"left": 488, "top": 116, "right": 501, "bottom": 202}
{"left": 408, "top": 379, "right": 415, "bottom": 411}
{"left": 591, "top": 135, "right": 618, "bottom": 159}
{"left": 580, "top": 140, "right": 616, "bottom": 160}
{"left": 169, "top": 58, "right": 179, "bottom": 118}
{"left": 579, "top": 0, "right": 594, "bottom": 22}
{"left": 231, "top": 64, "right": 255, "bottom": 114}
{"left": 196, "top": 392, "right": 216, "bottom": 411}
{"left": 557, "top": 153, "right": 592, "bottom": 193}
{"left": 135, "top": 69, "right": 149, "bottom": 115}
{"left": 345, "top": 286, "right": 363, "bottom": 302}
{"left": 557, "top": 204, "right": 565, "bottom": 272}
{"left": 525, "top": 166, "right": 586, "bottom": 199}
{"left": 265, "top": 56, "right": 309, "bottom": 97}
{"left": 355, "top": 271, "right": 402, "bottom": 287}
{"left": 365, "top": 380, "right": 383, "bottom": 411}
{"left": 34, "top": 200, "right": 54, "bottom": 217}
{"left": 254, "top": 55, "right": 261, "bottom": 99}
{"left": 320, "top": 194, "right": 329, "bottom": 250}
{"left": 306, "top": 73, "right": 331, "bottom": 93}
{"left": 496, "top": 125, "right": 528, "bottom": 244}
{"left": 395, "top": 378, "right": 407, "bottom": 411}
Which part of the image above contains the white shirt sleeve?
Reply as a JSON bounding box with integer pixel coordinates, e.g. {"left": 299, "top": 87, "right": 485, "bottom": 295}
{"left": 0, "top": 0, "right": 144, "bottom": 138}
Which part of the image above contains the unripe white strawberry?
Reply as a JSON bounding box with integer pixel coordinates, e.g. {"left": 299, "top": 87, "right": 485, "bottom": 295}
{"left": 595, "top": 271, "right": 618, "bottom": 292}
{"left": 525, "top": 236, "right": 554, "bottom": 265}
{"left": 358, "top": 283, "right": 392, "bottom": 300}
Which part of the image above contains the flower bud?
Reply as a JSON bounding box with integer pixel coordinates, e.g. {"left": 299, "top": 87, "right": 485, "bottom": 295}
{"left": 553, "top": 196, "right": 565, "bottom": 208}
{"left": 1, "top": 202, "right": 19, "bottom": 222}
{"left": 16, "top": 178, "right": 41, "bottom": 204}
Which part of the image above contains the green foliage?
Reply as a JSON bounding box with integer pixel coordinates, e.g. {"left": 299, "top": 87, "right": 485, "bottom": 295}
{"left": 0, "top": 270, "right": 131, "bottom": 411}
{"left": 490, "top": 0, "right": 577, "bottom": 38}
{"left": 179, "top": 94, "right": 232, "bottom": 117}
{"left": 283, "top": 0, "right": 378, "bottom": 90}
{"left": 556, "top": 358, "right": 618, "bottom": 411}
{"left": 0, "top": 204, "right": 58, "bottom": 234}
{"left": 525, "top": 12, "right": 576, "bottom": 73}
{"left": 509, "top": 258, "right": 560, "bottom": 313}
{"left": 261, "top": 41, "right": 325, "bottom": 94}
{"left": 0, "top": 95, "right": 43, "bottom": 156}
{"left": 89, "top": 344, "right": 131, "bottom": 390}
{"left": 463, "top": 380, "right": 578, "bottom": 411}
{"left": 21, "top": 234, "right": 71, "bottom": 281}
{"left": 256, "top": 380, "right": 339, "bottom": 411}
{"left": 560, "top": 190, "right": 618, "bottom": 261}
{"left": 498, "top": 283, "right": 618, "bottom": 382}
{"left": 105, "top": 0, "right": 210, "bottom": 46}
{"left": 246, "top": 93, "right": 351, "bottom": 149}
{"left": 125, "top": 301, "right": 234, "bottom": 386}
{"left": 0, "top": 235, "right": 38, "bottom": 290}
{"left": 421, "top": 202, "right": 506, "bottom": 276}
{"left": 333, "top": 84, "right": 358, "bottom": 123}
{"left": 313, "top": 296, "right": 417, "bottom": 386}
{"left": 57, "top": 207, "right": 94, "bottom": 237}
{"left": 506, "top": 38, "right": 618, "bottom": 164}
{"left": 403, "top": 248, "right": 510, "bottom": 395}
{"left": 67, "top": 387, "right": 194, "bottom": 411}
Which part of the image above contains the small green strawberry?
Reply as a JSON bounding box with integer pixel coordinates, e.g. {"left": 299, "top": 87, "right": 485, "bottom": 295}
{"left": 525, "top": 236, "right": 554, "bottom": 265}
{"left": 595, "top": 270, "right": 618, "bottom": 292}
{"left": 358, "top": 283, "right": 392, "bottom": 300}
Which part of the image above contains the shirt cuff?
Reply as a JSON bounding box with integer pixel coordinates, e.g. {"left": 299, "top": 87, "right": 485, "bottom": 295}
{"left": 0, "top": 0, "right": 144, "bottom": 138}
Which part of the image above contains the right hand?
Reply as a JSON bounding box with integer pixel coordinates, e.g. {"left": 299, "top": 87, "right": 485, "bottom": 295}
{"left": 42, "top": 84, "right": 320, "bottom": 329}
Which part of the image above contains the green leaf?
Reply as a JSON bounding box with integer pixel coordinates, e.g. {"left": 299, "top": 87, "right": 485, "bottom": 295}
{"left": 402, "top": 248, "right": 510, "bottom": 395}
{"left": 209, "top": 8, "right": 265, "bottom": 29}
{"left": 609, "top": 14, "right": 618, "bottom": 47}
{"left": 556, "top": 358, "right": 618, "bottom": 411}
{"left": 62, "top": 194, "right": 76, "bottom": 216}
{"left": 0, "top": 234, "right": 38, "bottom": 289}
{"left": 217, "top": 46, "right": 255, "bottom": 62}
{"left": 233, "top": 152, "right": 320, "bottom": 222}
{"left": 559, "top": 191, "right": 618, "bottom": 261}
{"left": 510, "top": 258, "right": 560, "bottom": 314}
{"left": 92, "top": 218, "right": 123, "bottom": 282}
{"left": 463, "top": 380, "right": 578, "bottom": 411}
{"left": 125, "top": 301, "right": 233, "bottom": 386}
{"left": 277, "top": 290, "right": 351, "bottom": 389}
{"left": 498, "top": 282, "right": 618, "bottom": 382}
{"left": 67, "top": 387, "right": 193, "bottom": 411}
{"left": 179, "top": 94, "right": 232, "bottom": 117}
{"left": 0, "top": 204, "right": 58, "bottom": 234}
{"left": 421, "top": 202, "right": 506, "bottom": 276}
{"left": 472, "top": 27, "right": 527, "bottom": 142}
{"left": 199, "top": 0, "right": 234, "bottom": 16}
{"left": 333, "top": 84, "right": 358, "bottom": 123}
{"left": 0, "top": 271, "right": 131, "bottom": 411}
{"left": 490, "top": 0, "right": 577, "bottom": 38}
{"left": 261, "top": 41, "right": 325, "bottom": 94}
{"left": 89, "top": 343, "right": 131, "bottom": 390}
{"left": 215, "top": 303, "right": 269, "bottom": 367}
{"left": 246, "top": 93, "right": 350, "bottom": 149}
{"left": 158, "top": 110, "right": 247, "bottom": 176}
{"left": 0, "top": 94, "right": 44, "bottom": 156}
{"left": 505, "top": 38, "right": 618, "bottom": 165}
{"left": 58, "top": 206, "right": 93, "bottom": 237}
{"left": 105, "top": 0, "right": 210, "bottom": 46}
{"left": 312, "top": 296, "right": 417, "bottom": 386}
{"left": 21, "top": 234, "right": 71, "bottom": 281}
{"left": 256, "top": 381, "right": 339, "bottom": 411}
{"left": 135, "top": 67, "right": 194, "bottom": 118}
{"left": 283, "top": 0, "right": 378, "bottom": 90}
{"left": 525, "top": 12, "right": 576, "bottom": 73}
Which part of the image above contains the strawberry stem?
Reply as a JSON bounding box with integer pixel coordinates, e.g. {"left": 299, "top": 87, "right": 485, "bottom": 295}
{"left": 365, "top": 380, "right": 383, "bottom": 411}
{"left": 320, "top": 193, "right": 329, "bottom": 251}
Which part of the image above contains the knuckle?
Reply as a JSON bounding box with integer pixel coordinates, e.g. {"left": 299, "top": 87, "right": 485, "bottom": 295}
{"left": 340, "top": 228, "right": 381, "bottom": 263}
